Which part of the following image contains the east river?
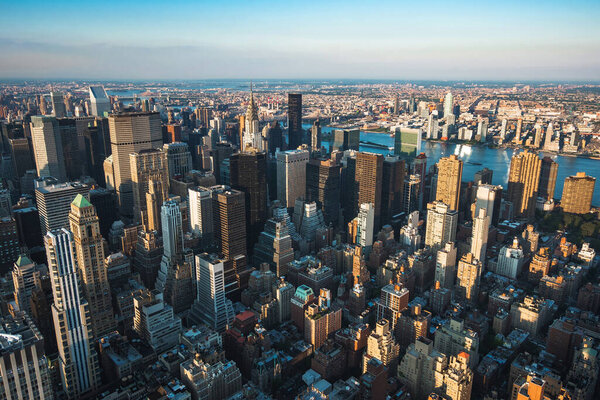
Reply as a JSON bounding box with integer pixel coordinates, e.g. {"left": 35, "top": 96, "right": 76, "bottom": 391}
{"left": 304, "top": 125, "right": 600, "bottom": 206}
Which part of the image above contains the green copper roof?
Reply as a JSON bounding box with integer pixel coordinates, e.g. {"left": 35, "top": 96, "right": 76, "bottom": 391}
{"left": 15, "top": 255, "right": 33, "bottom": 267}
{"left": 72, "top": 194, "right": 92, "bottom": 208}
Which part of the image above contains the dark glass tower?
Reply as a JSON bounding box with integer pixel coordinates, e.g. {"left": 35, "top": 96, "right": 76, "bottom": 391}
{"left": 288, "top": 93, "right": 303, "bottom": 149}
{"left": 306, "top": 158, "right": 341, "bottom": 226}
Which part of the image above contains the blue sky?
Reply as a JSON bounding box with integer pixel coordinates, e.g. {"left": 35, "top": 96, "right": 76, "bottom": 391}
{"left": 1, "top": 0, "right": 599, "bottom": 80}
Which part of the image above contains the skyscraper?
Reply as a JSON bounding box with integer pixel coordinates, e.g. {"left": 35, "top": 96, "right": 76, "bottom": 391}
{"left": 35, "top": 181, "right": 90, "bottom": 234}
{"left": 253, "top": 217, "right": 294, "bottom": 277}
{"left": 473, "top": 184, "right": 502, "bottom": 226}
{"left": 435, "top": 155, "right": 463, "bottom": 211}
{"left": 133, "top": 289, "right": 182, "bottom": 353}
{"left": 50, "top": 91, "right": 66, "bottom": 118}
{"left": 68, "top": 194, "right": 116, "bottom": 339}
{"left": 189, "top": 186, "right": 214, "bottom": 248}
{"left": 507, "top": 151, "right": 541, "bottom": 218}
{"left": 288, "top": 93, "right": 303, "bottom": 149}
{"left": 163, "top": 142, "right": 193, "bottom": 179}
{"left": 130, "top": 149, "right": 169, "bottom": 229}
{"left": 425, "top": 201, "right": 458, "bottom": 249}
{"left": 230, "top": 150, "right": 267, "bottom": 249}
{"left": 306, "top": 157, "right": 341, "bottom": 226}
{"left": 277, "top": 149, "right": 310, "bottom": 208}
{"left": 561, "top": 172, "right": 596, "bottom": 214}
{"left": 310, "top": 120, "right": 321, "bottom": 151}
{"left": 362, "top": 319, "right": 400, "bottom": 374}
{"left": 107, "top": 112, "right": 162, "bottom": 217}
{"left": 443, "top": 92, "right": 453, "bottom": 118}
{"left": 393, "top": 127, "right": 422, "bottom": 159}
{"left": 381, "top": 155, "right": 405, "bottom": 223}
{"left": 355, "top": 203, "right": 375, "bottom": 248}
{"left": 89, "top": 86, "right": 111, "bottom": 117}
{"left": 403, "top": 174, "right": 421, "bottom": 214}
{"left": 471, "top": 208, "right": 489, "bottom": 263}
{"left": 45, "top": 229, "right": 100, "bottom": 399}
{"left": 435, "top": 242, "right": 457, "bottom": 289}
{"left": 538, "top": 157, "right": 558, "bottom": 201}
{"left": 355, "top": 152, "right": 383, "bottom": 230}
{"left": 455, "top": 253, "right": 481, "bottom": 302}
{"left": 211, "top": 185, "right": 247, "bottom": 260}
{"left": 30, "top": 116, "right": 67, "bottom": 181}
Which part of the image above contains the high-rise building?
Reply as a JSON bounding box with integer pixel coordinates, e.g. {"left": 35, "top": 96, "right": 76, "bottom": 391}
{"left": 355, "top": 203, "right": 375, "bottom": 248}
{"left": 9, "top": 137, "right": 36, "bottom": 180}
{"left": 332, "top": 129, "right": 360, "bottom": 151}
{"left": 241, "top": 87, "right": 261, "bottom": 151}
{"left": 433, "top": 318, "right": 479, "bottom": 368}
{"left": 211, "top": 185, "right": 247, "bottom": 260}
{"left": 0, "top": 217, "right": 19, "bottom": 275}
{"left": 561, "top": 172, "right": 596, "bottom": 214}
{"left": 471, "top": 208, "right": 489, "bottom": 262}
{"left": 277, "top": 149, "right": 309, "bottom": 208}
{"left": 496, "top": 237, "right": 525, "bottom": 279}
{"left": 393, "top": 127, "right": 421, "bottom": 159}
{"left": 538, "top": 157, "right": 558, "bottom": 201}
{"left": 376, "top": 283, "right": 409, "bottom": 331}
{"left": 107, "top": 112, "right": 162, "bottom": 216}
{"left": 435, "top": 242, "right": 457, "bottom": 289}
{"left": 473, "top": 184, "right": 502, "bottom": 226}
{"left": 133, "top": 289, "right": 182, "bottom": 353}
{"left": 50, "top": 91, "right": 66, "bottom": 118}
{"left": 455, "top": 253, "right": 482, "bottom": 302}
{"left": 443, "top": 92, "right": 453, "bottom": 118}
{"left": 35, "top": 181, "right": 90, "bottom": 234}
{"left": 435, "top": 155, "right": 463, "bottom": 211}
{"left": 381, "top": 155, "right": 405, "bottom": 223}
{"left": 306, "top": 157, "right": 341, "bottom": 225}
{"left": 398, "top": 336, "right": 447, "bottom": 399}
{"left": 30, "top": 116, "right": 67, "bottom": 181}
{"left": 425, "top": 201, "right": 458, "bottom": 249}
{"left": 130, "top": 149, "right": 169, "bottom": 229}
{"left": 403, "top": 174, "right": 421, "bottom": 214}
{"left": 253, "top": 217, "right": 294, "bottom": 277}
{"left": 362, "top": 319, "right": 400, "bottom": 374}
{"left": 0, "top": 312, "right": 55, "bottom": 400}
{"left": 399, "top": 211, "right": 421, "bottom": 253}
{"left": 507, "top": 151, "right": 541, "bottom": 218}
{"left": 288, "top": 93, "right": 303, "bottom": 149}
{"left": 163, "top": 142, "right": 192, "bottom": 179}
{"left": 188, "top": 253, "right": 235, "bottom": 332}
{"left": 355, "top": 152, "right": 383, "bottom": 230}
{"left": 310, "top": 120, "right": 321, "bottom": 151}
{"left": 443, "top": 353, "right": 473, "bottom": 400}
{"left": 189, "top": 186, "right": 214, "bottom": 248}
{"left": 45, "top": 229, "right": 100, "bottom": 399}
{"left": 68, "top": 195, "right": 116, "bottom": 339}
{"left": 12, "top": 255, "right": 45, "bottom": 315}
{"left": 230, "top": 150, "right": 267, "bottom": 249}
{"left": 304, "top": 289, "right": 342, "bottom": 349}
{"left": 89, "top": 86, "right": 111, "bottom": 117}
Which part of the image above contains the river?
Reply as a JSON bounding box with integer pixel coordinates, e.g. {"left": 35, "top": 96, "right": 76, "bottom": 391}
{"left": 303, "top": 124, "right": 600, "bottom": 206}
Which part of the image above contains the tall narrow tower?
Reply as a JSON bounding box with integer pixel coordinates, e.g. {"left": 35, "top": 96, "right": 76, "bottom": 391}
{"left": 507, "top": 151, "right": 541, "bottom": 219}
{"left": 68, "top": 194, "right": 116, "bottom": 338}
{"left": 288, "top": 93, "right": 303, "bottom": 149}
{"left": 45, "top": 229, "right": 100, "bottom": 399}
{"left": 436, "top": 155, "right": 463, "bottom": 211}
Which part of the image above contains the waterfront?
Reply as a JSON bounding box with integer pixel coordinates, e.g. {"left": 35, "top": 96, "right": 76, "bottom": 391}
{"left": 305, "top": 125, "right": 600, "bottom": 206}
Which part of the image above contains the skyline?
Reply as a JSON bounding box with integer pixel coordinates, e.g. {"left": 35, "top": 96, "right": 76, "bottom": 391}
{"left": 1, "top": 0, "right": 600, "bottom": 80}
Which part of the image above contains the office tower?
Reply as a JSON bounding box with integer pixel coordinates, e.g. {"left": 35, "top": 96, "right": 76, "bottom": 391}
{"left": 496, "top": 237, "right": 525, "bottom": 279}
{"left": 107, "top": 112, "right": 162, "bottom": 216}
{"left": 163, "top": 142, "right": 192, "bottom": 179}
{"left": 355, "top": 203, "right": 375, "bottom": 248}
{"left": 45, "top": 229, "right": 100, "bottom": 398}
{"left": 9, "top": 137, "right": 36, "bottom": 179}
{"left": 332, "top": 129, "right": 360, "bottom": 151}
{"left": 133, "top": 230, "right": 162, "bottom": 288}
{"left": 355, "top": 152, "right": 383, "bottom": 230}
{"left": 39, "top": 95, "right": 48, "bottom": 115}
{"left": 426, "top": 113, "right": 439, "bottom": 139}
{"left": 288, "top": 93, "right": 303, "bottom": 149}
{"left": 56, "top": 118, "right": 87, "bottom": 181}
{"left": 435, "top": 155, "right": 463, "bottom": 211}
{"left": 130, "top": 149, "right": 169, "bottom": 228}
{"left": 443, "top": 92, "right": 453, "bottom": 118}
{"left": 180, "top": 358, "right": 243, "bottom": 400}
{"left": 69, "top": 195, "right": 116, "bottom": 338}
{"left": 393, "top": 127, "right": 421, "bottom": 159}
{"left": 242, "top": 87, "right": 260, "bottom": 151}
{"left": 403, "top": 174, "right": 421, "bottom": 214}
{"left": 543, "top": 122, "right": 557, "bottom": 151}
{"left": 477, "top": 119, "right": 489, "bottom": 142}
{"left": 507, "top": 151, "right": 541, "bottom": 218}
{"left": 0, "top": 312, "right": 55, "bottom": 400}
{"left": 50, "top": 91, "right": 66, "bottom": 118}
{"left": 435, "top": 242, "right": 457, "bottom": 289}
{"left": 398, "top": 337, "right": 447, "bottom": 399}
{"left": 425, "top": 201, "right": 458, "bottom": 249}
{"left": 474, "top": 184, "right": 502, "bottom": 226}
{"left": 561, "top": 172, "right": 596, "bottom": 214}
{"left": 189, "top": 253, "right": 235, "bottom": 332}
{"left": 399, "top": 211, "right": 421, "bottom": 253}
{"left": 253, "top": 217, "right": 294, "bottom": 277}
{"left": 471, "top": 208, "right": 489, "bottom": 262}
{"left": 0, "top": 217, "right": 19, "bottom": 274}
{"left": 12, "top": 255, "right": 45, "bottom": 314}
{"left": 443, "top": 353, "right": 473, "bottom": 400}
{"left": 342, "top": 154, "right": 357, "bottom": 223}
{"left": 89, "top": 187, "right": 117, "bottom": 239}
{"left": 538, "top": 157, "right": 558, "bottom": 201}
{"left": 500, "top": 118, "right": 508, "bottom": 140}
{"left": 30, "top": 116, "right": 67, "bottom": 181}
{"left": 189, "top": 186, "right": 214, "bottom": 248}
{"left": 230, "top": 150, "right": 267, "bottom": 248}
{"left": 310, "top": 120, "right": 321, "bottom": 151}
{"left": 211, "top": 142, "right": 235, "bottom": 183}
{"left": 376, "top": 284, "right": 409, "bottom": 331}
{"left": 211, "top": 185, "right": 247, "bottom": 260}
{"left": 306, "top": 157, "right": 341, "bottom": 225}
{"left": 89, "top": 86, "right": 110, "bottom": 116}
{"left": 304, "top": 290, "right": 342, "bottom": 349}
{"left": 515, "top": 118, "right": 523, "bottom": 143}
{"left": 35, "top": 181, "right": 90, "bottom": 233}
{"left": 13, "top": 204, "right": 43, "bottom": 249}
{"left": 291, "top": 285, "right": 316, "bottom": 331}
{"left": 474, "top": 168, "right": 493, "bottom": 186}
{"left": 362, "top": 319, "right": 399, "bottom": 375}
{"left": 455, "top": 253, "right": 482, "bottom": 302}
{"left": 133, "top": 289, "right": 182, "bottom": 353}
{"left": 277, "top": 149, "right": 310, "bottom": 208}
{"left": 381, "top": 155, "right": 405, "bottom": 223}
